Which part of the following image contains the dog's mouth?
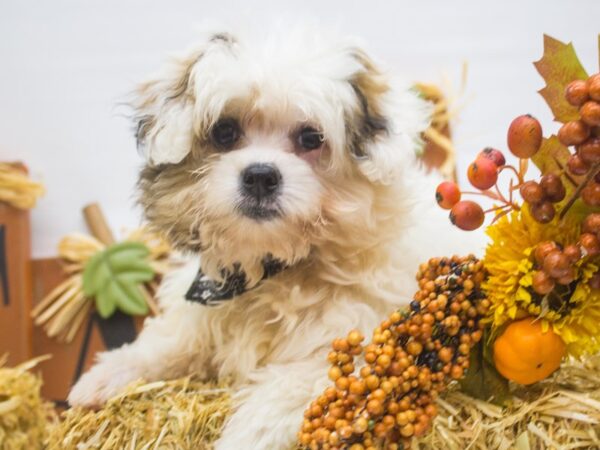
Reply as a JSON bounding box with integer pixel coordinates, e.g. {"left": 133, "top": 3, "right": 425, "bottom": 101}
{"left": 237, "top": 201, "right": 282, "bottom": 221}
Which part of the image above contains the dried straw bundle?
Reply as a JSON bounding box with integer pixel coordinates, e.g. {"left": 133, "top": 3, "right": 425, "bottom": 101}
{"left": 45, "top": 358, "right": 599, "bottom": 450}
{"left": 46, "top": 378, "right": 231, "bottom": 450}
{"left": 0, "top": 356, "right": 56, "bottom": 450}
{"left": 0, "top": 163, "right": 45, "bottom": 209}
{"left": 32, "top": 228, "right": 171, "bottom": 342}
{"left": 415, "top": 355, "right": 600, "bottom": 450}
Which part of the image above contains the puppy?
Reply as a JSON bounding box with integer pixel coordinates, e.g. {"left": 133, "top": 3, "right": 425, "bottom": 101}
{"left": 68, "top": 25, "right": 476, "bottom": 449}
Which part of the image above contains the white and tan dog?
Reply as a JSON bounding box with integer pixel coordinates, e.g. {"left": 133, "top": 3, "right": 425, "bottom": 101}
{"left": 69, "top": 25, "right": 478, "bottom": 449}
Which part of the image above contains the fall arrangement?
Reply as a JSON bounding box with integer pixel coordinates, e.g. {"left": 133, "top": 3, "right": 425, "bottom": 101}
{"left": 298, "top": 35, "right": 600, "bottom": 449}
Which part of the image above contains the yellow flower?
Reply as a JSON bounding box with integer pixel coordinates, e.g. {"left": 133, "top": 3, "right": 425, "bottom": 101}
{"left": 482, "top": 207, "right": 600, "bottom": 358}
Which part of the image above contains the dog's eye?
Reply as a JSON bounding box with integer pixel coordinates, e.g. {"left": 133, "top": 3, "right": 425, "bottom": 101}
{"left": 211, "top": 119, "right": 241, "bottom": 149}
{"left": 297, "top": 127, "right": 324, "bottom": 151}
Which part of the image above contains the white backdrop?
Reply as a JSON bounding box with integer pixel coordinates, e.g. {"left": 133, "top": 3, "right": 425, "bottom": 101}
{"left": 1, "top": 0, "right": 599, "bottom": 258}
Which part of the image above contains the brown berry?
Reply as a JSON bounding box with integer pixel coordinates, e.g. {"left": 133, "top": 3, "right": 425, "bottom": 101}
{"left": 589, "top": 272, "right": 600, "bottom": 289}
{"left": 588, "top": 74, "right": 600, "bottom": 101}
{"left": 556, "top": 268, "right": 575, "bottom": 285}
{"left": 519, "top": 181, "right": 544, "bottom": 204}
{"left": 540, "top": 173, "right": 566, "bottom": 203}
{"left": 449, "top": 201, "right": 485, "bottom": 231}
{"left": 563, "top": 244, "right": 581, "bottom": 263}
{"left": 543, "top": 250, "right": 571, "bottom": 278}
{"left": 507, "top": 114, "right": 543, "bottom": 158}
{"left": 567, "top": 153, "right": 590, "bottom": 175}
{"left": 534, "top": 241, "right": 559, "bottom": 265}
{"left": 532, "top": 271, "right": 555, "bottom": 294}
{"left": 581, "top": 233, "right": 600, "bottom": 256}
{"left": 581, "top": 182, "right": 600, "bottom": 207}
{"left": 565, "top": 79, "right": 589, "bottom": 106}
{"left": 578, "top": 137, "right": 600, "bottom": 164}
{"left": 583, "top": 213, "right": 600, "bottom": 234}
{"left": 529, "top": 201, "right": 555, "bottom": 224}
{"left": 558, "top": 120, "right": 590, "bottom": 146}
{"left": 580, "top": 101, "right": 600, "bottom": 127}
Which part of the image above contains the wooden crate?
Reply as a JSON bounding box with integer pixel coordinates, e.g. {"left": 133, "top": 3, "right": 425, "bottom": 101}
{"left": 0, "top": 202, "right": 33, "bottom": 366}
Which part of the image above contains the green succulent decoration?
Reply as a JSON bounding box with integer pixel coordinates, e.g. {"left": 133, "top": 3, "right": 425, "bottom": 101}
{"left": 82, "top": 241, "right": 155, "bottom": 318}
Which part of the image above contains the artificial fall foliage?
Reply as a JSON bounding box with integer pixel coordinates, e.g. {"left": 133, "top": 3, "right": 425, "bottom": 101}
{"left": 534, "top": 35, "right": 589, "bottom": 124}
{"left": 301, "top": 33, "right": 600, "bottom": 450}
{"left": 82, "top": 241, "right": 155, "bottom": 318}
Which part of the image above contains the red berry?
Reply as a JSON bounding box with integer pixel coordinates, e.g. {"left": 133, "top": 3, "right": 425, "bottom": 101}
{"left": 449, "top": 201, "right": 485, "bottom": 231}
{"left": 532, "top": 271, "right": 555, "bottom": 295}
{"left": 435, "top": 181, "right": 461, "bottom": 210}
{"left": 567, "top": 153, "right": 590, "bottom": 175}
{"left": 540, "top": 173, "right": 565, "bottom": 203}
{"left": 467, "top": 158, "right": 498, "bottom": 190}
{"left": 580, "top": 101, "right": 600, "bottom": 127}
{"left": 565, "top": 79, "right": 589, "bottom": 106}
{"left": 519, "top": 181, "right": 544, "bottom": 204}
{"left": 507, "top": 114, "right": 543, "bottom": 158}
{"left": 478, "top": 147, "right": 506, "bottom": 167}
{"left": 588, "top": 73, "right": 600, "bottom": 102}
{"left": 558, "top": 120, "right": 590, "bottom": 146}
{"left": 529, "top": 202, "right": 555, "bottom": 224}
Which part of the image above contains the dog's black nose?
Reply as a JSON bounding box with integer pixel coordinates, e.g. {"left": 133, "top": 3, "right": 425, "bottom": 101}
{"left": 241, "top": 164, "right": 281, "bottom": 200}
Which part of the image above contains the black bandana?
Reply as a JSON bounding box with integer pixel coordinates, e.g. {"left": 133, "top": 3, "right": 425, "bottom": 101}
{"left": 185, "top": 256, "right": 286, "bottom": 306}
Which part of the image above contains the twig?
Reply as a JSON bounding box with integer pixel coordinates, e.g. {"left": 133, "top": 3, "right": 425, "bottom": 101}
{"left": 559, "top": 161, "right": 600, "bottom": 220}
{"left": 554, "top": 157, "right": 578, "bottom": 188}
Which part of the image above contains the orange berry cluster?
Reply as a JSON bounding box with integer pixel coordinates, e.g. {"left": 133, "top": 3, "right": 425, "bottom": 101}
{"left": 562, "top": 74, "right": 600, "bottom": 206}
{"left": 531, "top": 212, "right": 600, "bottom": 295}
{"left": 298, "top": 255, "right": 489, "bottom": 450}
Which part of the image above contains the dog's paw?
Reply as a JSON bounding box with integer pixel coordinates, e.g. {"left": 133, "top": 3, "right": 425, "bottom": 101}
{"left": 68, "top": 363, "right": 138, "bottom": 408}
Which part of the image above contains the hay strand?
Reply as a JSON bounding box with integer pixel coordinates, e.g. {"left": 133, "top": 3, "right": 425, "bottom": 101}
{"left": 415, "top": 356, "right": 600, "bottom": 449}
{"left": 0, "top": 356, "right": 56, "bottom": 450}
{"left": 46, "top": 378, "right": 231, "bottom": 450}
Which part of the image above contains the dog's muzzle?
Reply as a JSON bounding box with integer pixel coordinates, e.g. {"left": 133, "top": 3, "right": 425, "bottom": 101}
{"left": 238, "top": 163, "right": 282, "bottom": 220}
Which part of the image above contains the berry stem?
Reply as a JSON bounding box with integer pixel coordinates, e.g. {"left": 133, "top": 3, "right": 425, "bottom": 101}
{"left": 559, "top": 161, "right": 600, "bottom": 220}
{"left": 461, "top": 190, "right": 503, "bottom": 201}
{"left": 498, "top": 164, "right": 523, "bottom": 184}
{"left": 494, "top": 184, "right": 520, "bottom": 212}
{"left": 553, "top": 157, "right": 578, "bottom": 188}
{"left": 518, "top": 158, "right": 529, "bottom": 183}
{"left": 484, "top": 204, "right": 511, "bottom": 214}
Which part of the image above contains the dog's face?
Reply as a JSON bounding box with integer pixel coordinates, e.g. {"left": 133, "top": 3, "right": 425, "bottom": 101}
{"left": 135, "top": 28, "right": 430, "bottom": 283}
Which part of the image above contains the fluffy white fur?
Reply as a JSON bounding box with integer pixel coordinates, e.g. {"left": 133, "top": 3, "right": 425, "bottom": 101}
{"left": 69, "top": 24, "right": 483, "bottom": 450}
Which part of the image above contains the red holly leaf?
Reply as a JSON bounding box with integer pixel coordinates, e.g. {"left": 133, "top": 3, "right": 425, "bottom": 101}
{"left": 534, "top": 35, "right": 588, "bottom": 124}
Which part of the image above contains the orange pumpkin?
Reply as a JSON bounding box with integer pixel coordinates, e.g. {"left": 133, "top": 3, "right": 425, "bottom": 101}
{"left": 493, "top": 318, "right": 566, "bottom": 385}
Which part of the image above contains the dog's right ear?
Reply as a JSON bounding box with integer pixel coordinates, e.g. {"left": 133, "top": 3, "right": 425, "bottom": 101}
{"left": 133, "top": 33, "right": 236, "bottom": 166}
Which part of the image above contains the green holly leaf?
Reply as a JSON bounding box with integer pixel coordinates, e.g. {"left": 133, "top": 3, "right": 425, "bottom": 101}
{"left": 459, "top": 335, "right": 511, "bottom": 406}
{"left": 83, "top": 242, "right": 154, "bottom": 318}
{"left": 534, "top": 35, "right": 588, "bottom": 124}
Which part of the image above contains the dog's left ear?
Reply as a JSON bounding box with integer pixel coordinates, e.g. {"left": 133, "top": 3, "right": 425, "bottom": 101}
{"left": 132, "top": 50, "right": 200, "bottom": 166}
{"left": 347, "top": 49, "right": 431, "bottom": 183}
{"left": 133, "top": 32, "right": 237, "bottom": 166}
